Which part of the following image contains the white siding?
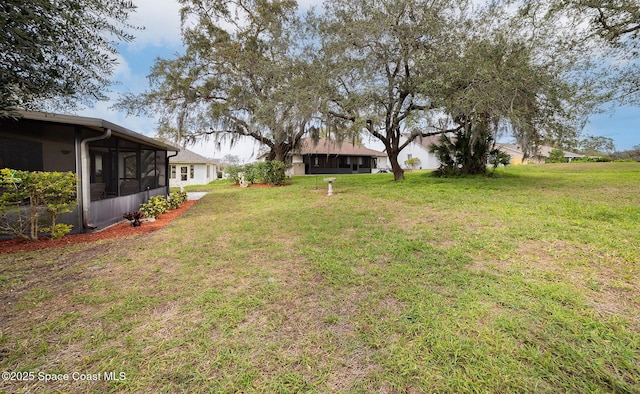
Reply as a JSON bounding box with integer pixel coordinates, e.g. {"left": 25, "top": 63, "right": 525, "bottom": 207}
{"left": 169, "top": 163, "right": 218, "bottom": 187}
{"left": 397, "top": 139, "right": 440, "bottom": 170}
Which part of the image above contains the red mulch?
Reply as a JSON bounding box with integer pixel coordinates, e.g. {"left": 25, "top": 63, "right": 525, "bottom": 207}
{"left": 0, "top": 200, "right": 198, "bottom": 255}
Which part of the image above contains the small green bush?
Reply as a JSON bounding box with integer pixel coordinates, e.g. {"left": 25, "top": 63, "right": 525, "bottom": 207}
{"left": 140, "top": 195, "right": 170, "bottom": 219}
{"left": 259, "top": 161, "right": 287, "bottom": 185}
{"left": 43, "top": 223, "right": 74, "bottom": 239}
{"left": 0, "top": 168, "right": 77, "bottom": 240}
{"left": 573, "top": 156, "right": 612, "bottom": 163}
{"left": 546, "top": 148, "right": 568, "bottom": 163}
{"left": 168, "top": 191, "right": 188, "bottom": 209}
{"left": 224, "top": 165, "right": 244, "bottom": 184}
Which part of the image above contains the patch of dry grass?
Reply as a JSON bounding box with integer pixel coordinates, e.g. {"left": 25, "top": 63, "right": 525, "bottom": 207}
{"left": 1, "top": 163, "right": 639, "bottom": 392}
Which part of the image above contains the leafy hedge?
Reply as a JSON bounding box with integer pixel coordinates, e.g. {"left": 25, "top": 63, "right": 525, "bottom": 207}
{"left": 226, "top": 161, "right": 287, "bottom": 185}
{"left": 138, "top": 191, "right": 188, "bottom": 220}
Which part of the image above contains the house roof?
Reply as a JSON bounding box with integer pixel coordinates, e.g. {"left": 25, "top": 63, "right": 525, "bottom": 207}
{"left": 497, "top": 143, "right": 584, "bottom": 159}
{"left": 402, "top": 134, "right": 443, "bottom": 150}
{"left": 296, "top": 137, "right": 384, "bottom": 157}
{"left": 17, "top": 111, "right": 180, "bottom": 152}
{"left": 536, "top": 145, "right": 584, "bottom": 159}
{"left": 496, "top": 143, "right": 526, "bottom": 158}
{"left": 169, "top": 148, "right": 216, "bottom": 164}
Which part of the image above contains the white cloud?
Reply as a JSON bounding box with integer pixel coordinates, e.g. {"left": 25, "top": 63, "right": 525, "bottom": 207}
{"left": 129, "top": 0, "right": 183, "bottom": 50}
{"left": 111, "top": 52, "right": 132, "bottom": 81}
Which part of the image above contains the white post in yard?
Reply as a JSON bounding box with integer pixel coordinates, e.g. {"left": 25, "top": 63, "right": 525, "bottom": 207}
{"left": 324, "top": 177, "right": 336, "bottom": 196}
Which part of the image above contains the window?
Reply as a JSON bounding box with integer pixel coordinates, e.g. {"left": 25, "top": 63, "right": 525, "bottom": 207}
{"left": 170, "top": 165, "right": 176, "bottom": 179}
{"left": 121, "top": 153, "right": 137, "bottom": 179}
{"left": 407, "top": 154, "right": 413, "bottom": 159}
{"left": 181, "top": 166, "right": 188, "bottom": 181}
{"left": 0, "top": 137, "right": 43, "bottom": 171}
{"left": 207, "top": 165, "right": 210, "bottom": 178}
{"left": 141, "top": 149, "right": 157, "bottom": 190}
{"left": 190, "top": 165, "right": 195, "bottom": 179}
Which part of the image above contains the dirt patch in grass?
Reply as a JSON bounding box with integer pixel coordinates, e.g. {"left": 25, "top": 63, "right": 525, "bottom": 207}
{"left": 0, "top": 200, "right": 198, "bottom": 255}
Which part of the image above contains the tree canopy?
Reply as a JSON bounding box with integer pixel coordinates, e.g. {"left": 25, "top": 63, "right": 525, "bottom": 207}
{"left": 116, "top": 0, "right": 615, "bottom": 178}
{"left": 520, "top": 0, "right": 640, "bottom": 104}
{"left": 117, "top": 0, "right": 322, "bottom": 161}
{"left": 0, "top": 0, "right": 137, "bottom": 117}
{"left": 315, "top": 0, "right": 599, "bottom": 178}
{"left": 314, "top": 0, "right": 472, "bottom": 180}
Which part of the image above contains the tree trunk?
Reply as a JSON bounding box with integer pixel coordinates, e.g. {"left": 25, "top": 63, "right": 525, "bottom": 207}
{"left": 269, "top": 142, "right": 289, "bottom": 163}
{"left": 29, "top": 196, "right": 39, "bottom": 241}
{"left": 388, "top": 151, "right": 405, "bottom": 181}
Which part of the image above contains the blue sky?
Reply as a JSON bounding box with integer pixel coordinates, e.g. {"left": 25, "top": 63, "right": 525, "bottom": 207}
{"left": 79, "top": 0, "right": 639, "bottom": 161}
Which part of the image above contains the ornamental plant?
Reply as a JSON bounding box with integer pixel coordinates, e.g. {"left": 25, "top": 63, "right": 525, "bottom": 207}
{"left": 0, "top": 168, "right": 77, "bottom": 240}
{"left": 123, "top": 211, "right": 144, "bottom": 227}
{"left": 168, "top": 191, "right": 188, "bottom": 210}
{"left": 139, "top": 195, "right": 170, "bottom": 219}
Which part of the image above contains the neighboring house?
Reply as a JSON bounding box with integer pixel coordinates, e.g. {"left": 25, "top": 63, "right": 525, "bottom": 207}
{"left": 396, "top": 134, "right": 443, "bottom": 170}
{"left": 0, "top": 111, "right": 179, "bottom": 233}
{"left": 286, "top": 137, "right": 387, "bottom": 175}
{"left": 169, "top": 149, "right": 218, "bottom": 187}
{"left": 495, "top": 143, "right": 529, "bottom": 165}
{"left": 496, "top": 143, "right": 585, "bottom": 164}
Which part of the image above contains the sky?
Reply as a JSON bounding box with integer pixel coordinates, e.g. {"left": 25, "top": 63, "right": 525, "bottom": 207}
{"left": 78, "top": 0, "right": 639, "bottom": 161}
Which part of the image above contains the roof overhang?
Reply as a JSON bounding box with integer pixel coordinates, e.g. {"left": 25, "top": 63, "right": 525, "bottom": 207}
{"left": 16, "top": 111, "right": 180, "bottom": 152}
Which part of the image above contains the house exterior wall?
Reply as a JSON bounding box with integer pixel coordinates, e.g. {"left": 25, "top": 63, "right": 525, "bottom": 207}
{"left": 373, "top": 155, "right": 390, "bottom": 172}
{"left": 169, "top": 163, "right": 217, "bottom": 187}
{"left": 1, "top": 116, "right": 173, "bottom": 235}
{"left": 397, "top": 139, "right": 441, "bottom": 170}
{"left": 90, "top": 187, "right": 166, "bottom": 229}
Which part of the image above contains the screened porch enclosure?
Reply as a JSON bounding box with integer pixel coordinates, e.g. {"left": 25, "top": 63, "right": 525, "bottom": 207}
{"left": 0, "top": 112, "right": 177, "bottom": 234}
{"left": 303, "top": 154, "right": 376, "bottom": 174}
{"left": 88, "top": 138, "right": 167, "bottom": 202}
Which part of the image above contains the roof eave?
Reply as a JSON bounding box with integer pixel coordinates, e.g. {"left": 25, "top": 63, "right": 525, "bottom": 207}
{"left": 17, "top": 110, "right": 180, "bottom": 152}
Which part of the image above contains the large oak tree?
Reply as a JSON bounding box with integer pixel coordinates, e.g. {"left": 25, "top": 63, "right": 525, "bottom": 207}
{"left": 117, "top": 0, "right": 321, "bottom": 161}
{"left": 314, "top": 0, "right": 469, "bottom": 180}
{"left": 315, "top": 0, "right": 598, "bottom": 179}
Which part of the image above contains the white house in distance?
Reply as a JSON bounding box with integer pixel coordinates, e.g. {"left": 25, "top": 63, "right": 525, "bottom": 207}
{"left": 395, "top": 134, "right": 442, "bottom": 170}
{"left": 169, "top": 149, "right": 218, "bottom": 187}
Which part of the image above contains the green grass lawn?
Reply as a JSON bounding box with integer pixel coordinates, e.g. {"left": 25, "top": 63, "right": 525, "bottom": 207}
{"left": 1, "top": 162, "right": 639, "bottom": 393}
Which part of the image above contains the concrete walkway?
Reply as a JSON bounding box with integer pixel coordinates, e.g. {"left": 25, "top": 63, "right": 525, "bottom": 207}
{"left": 186, "top": 192, "right": 207, "bottom": 201}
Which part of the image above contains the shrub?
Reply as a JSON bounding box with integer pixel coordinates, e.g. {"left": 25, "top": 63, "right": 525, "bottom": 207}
{"left": 430, "top": 128, "right": 493, "bottom": 177}
{"left": 123, "top": 211, "right": 144, "bottom": 227}
{"left": 488, "top": 149, "right": 511, "bottom": 174}
{"left": 225, "top": 165, "right": 244, "bottom": 184}
{"left": 259, "top": 161, "right": 287, "bottom": 185}
{"left": 139, "top": 195, "right": 170, "bottom": 219}
{"left": 573, "top": 156, "right": 611, "bottom": 163}
{"left": 0, "top": 168, "right": 77, "bottom": 240}
{"left": 225, "top": 161, "right": 287, "bottom": 185}
{"left": 44, "top": 223, "right": 74, "bottom": 239}
{"left": 404, "top": 157, "right": 421, "bottom": 169}
{"left": 168, "top": 191, "right": 188, "bottom": 209}
{"left": 546, "top": 148, "right": 568, "bottom": 163}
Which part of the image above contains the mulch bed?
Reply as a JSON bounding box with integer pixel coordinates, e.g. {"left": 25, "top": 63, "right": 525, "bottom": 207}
{"left": 0, "top": 200, "right": 198, "bottom": 255}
